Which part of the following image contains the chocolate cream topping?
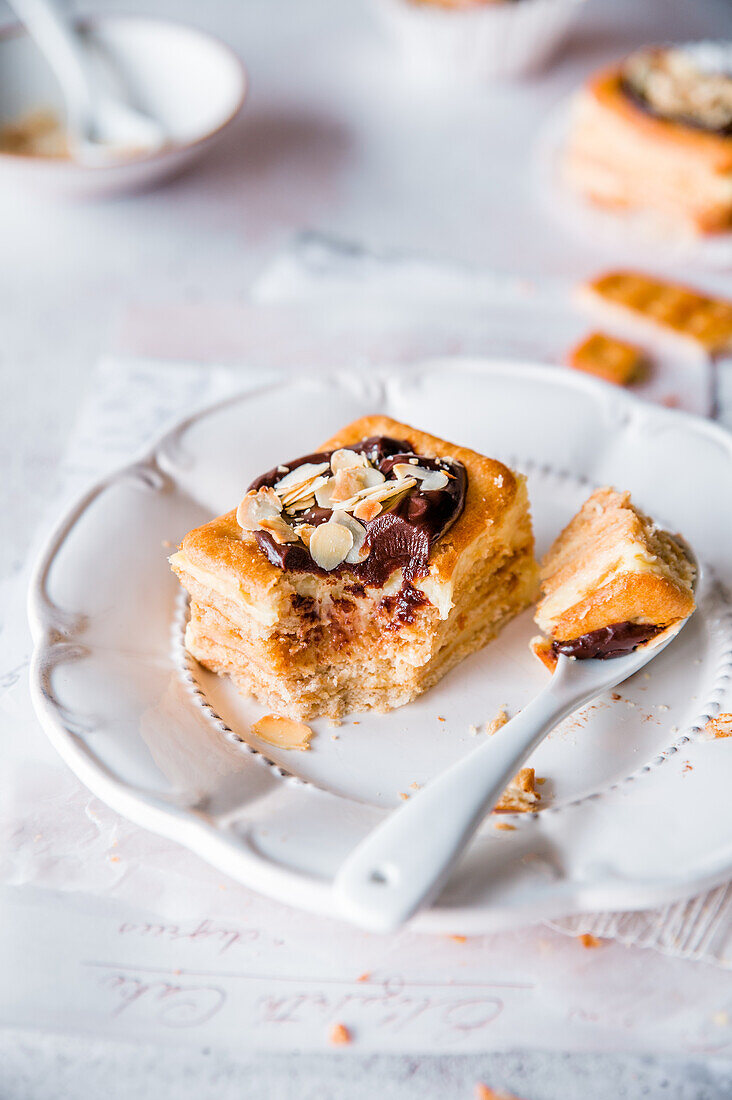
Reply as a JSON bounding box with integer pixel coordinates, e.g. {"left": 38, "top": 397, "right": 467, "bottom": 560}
{"left": 248, "top": 435, "right": 467, "bottom": 589}
{"left": 552, "top": 621, "right": 663, "bottom": 660}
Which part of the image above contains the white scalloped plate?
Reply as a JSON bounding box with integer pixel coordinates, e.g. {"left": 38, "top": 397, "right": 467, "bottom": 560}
{"left": 533, "top": 93, "right": 732, "bottom": 271}
{"left": 28, "top": 360, "right": 732, "bottom": 933}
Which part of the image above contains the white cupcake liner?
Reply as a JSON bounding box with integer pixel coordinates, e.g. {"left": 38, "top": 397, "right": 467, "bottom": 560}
{"left": 375, "top": 0, "right": 587, "bottom": 84}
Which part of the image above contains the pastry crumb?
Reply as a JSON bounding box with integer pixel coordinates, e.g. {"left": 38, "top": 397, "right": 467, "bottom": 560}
{"left": 475, "top": 1085, "right": 523, "bottom": 1100}
{"left": 437, "top": 715, "right": 446, "bottom": 722}
{"left": 328, "top": 717, "right": 342, "bottom": 728}
{"left": 611, "top": 692, "right": 621, "bottom": 701}
{"left": 494, "top": 822, "right": 516, "bottom": 832}
{"left": 578, "top": 933, "right": 603, "bottom": 948}
{"left": 494, "top": 767, "right": 540, "bottom": 813}
{"left": 398, "top": 792, "right": 409, "bottom": 800}
{"left": 567, "top": 330, "right": 647, "bottom": 386}
{"left": 705, "top": 714, "right": 732, "bottom": 738}
{"left": 355, "top": 972, "right": 371, "bottom": 983}
{"left": 409, "top": 781, "right": 421, "bottom": 790}
{"left": 329, "top": 1022, "right": 352, "bottom": 1045}
{"left": 468, "top": 723, "right": 480, "bottom": 736}
{"left": 449, "top": 934, "right": 467, "bottom": 943}
{"left": 485, "top": 707, "right": 509, "bottom": 736}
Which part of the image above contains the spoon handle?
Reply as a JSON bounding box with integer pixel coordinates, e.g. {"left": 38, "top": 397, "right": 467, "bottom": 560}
{"left": 6, "top": 0, "right": 95, "bottom": 128}
{"left": 334, "top": 661, "right": 587, "bottom": 932}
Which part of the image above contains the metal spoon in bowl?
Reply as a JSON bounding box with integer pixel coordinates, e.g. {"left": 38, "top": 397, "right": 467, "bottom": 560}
{"left": 334, "top": 552, "right": 699, "bottom": 932}
{"left": 7, "top": 0, "right": 167, "bottom": 164}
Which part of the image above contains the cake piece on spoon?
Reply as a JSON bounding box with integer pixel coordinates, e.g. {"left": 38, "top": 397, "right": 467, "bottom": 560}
{"left": 532, "top": 487, "right": 696, "bottom": 668}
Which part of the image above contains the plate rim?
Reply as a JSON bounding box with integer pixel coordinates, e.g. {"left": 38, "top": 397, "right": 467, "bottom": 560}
{"left": 27, "top": 356, "right": 732, "bottom": 932}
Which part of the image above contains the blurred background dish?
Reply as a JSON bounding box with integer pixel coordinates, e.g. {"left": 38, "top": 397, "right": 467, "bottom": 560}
{"left": 374, "top": 0, "right": 587, "bottom": 85}
{"left": 0, "top": 14, "right": 247, "bottom": 198}
{"left": 533, "top": 91, "right": 732, "bottom": 270}
{"left": 562, "top": 42, "right": 732, "bottom": 235}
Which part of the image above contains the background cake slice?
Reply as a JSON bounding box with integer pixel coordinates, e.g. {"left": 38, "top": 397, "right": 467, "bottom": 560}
{"left": 563, "top": 47, "right": 732, "bottom": 234}
{"left": 171, "top": 415, "right": 538, "bottom": 720}
{"left": 533, "top": 487, "right": 695, "bottom": 662}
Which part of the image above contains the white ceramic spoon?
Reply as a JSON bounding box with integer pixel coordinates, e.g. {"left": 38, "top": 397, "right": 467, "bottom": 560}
{"left": 334, "top": 590, "right": 697, "bottom": 932}
{"left": 7, "top": 0, "right": 167, "bottom": 163}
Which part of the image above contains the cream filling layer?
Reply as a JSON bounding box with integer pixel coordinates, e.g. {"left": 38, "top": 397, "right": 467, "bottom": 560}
{"left": 536, "top": 542, "right": 667, "bottom": 631}
{"left": 169, "top": 552, "right": 279, "bottom": 627}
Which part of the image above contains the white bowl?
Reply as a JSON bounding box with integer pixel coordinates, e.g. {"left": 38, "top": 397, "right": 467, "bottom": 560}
{"left": 0, "top": 16, "right": 247, "bottom": 198}
{"left": 375, "top": 0, "right": 587, "bottom": 85}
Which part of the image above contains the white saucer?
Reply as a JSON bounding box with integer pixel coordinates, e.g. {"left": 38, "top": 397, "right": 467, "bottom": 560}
{"left": 0, "top": 16, "right": 247, "bottom": 198}
{"left": 533, "top": 95, "right": 732, "bottom": 271}
{"left": 28, "top": 360, "right": 732, "bottom": 932}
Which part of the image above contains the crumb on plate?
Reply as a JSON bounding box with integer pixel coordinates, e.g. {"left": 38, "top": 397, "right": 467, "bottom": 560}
{"left": 485, "top": 707, "right": 509, "bottom": 737}
{"left": 705, "top": 714, "right": 732, "bottom": 738}
{"left": 494, "top": 767, "right": 540, "bottom": 813}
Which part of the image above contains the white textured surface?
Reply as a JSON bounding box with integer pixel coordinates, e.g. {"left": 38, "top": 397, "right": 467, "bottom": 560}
{"left": 2, "top": 1035, "right": 732, "bottom": 1100}
{"left": 4, "top": 0, "right": 732, "bottom": 1093}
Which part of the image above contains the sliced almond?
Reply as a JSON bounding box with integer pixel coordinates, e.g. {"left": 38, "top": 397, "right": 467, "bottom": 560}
{"left": 331, "top": 510, "right": 369, "bottom": 564}
{"left": 252, "top": 713, "right": 313, "bottom": 751}
{"left": 378, "top": 485, "right": 414, "bottom": 515}
{"left": 309, "top": 521, "right": 353, "bottom": 570}
{"left": 337, "top": 476, "right": 417, "bottom": 512}
{"left": 420, "top": 471, "right": 449, "bottom": 491}
{"left": 315, "top": 477, "right": 337, "bottom": 509}
{"left": 295, "top": 522, "right": 316, "bottom": 548}
{"left": 280, "top": 475, "right": 328, "bottom": 506}
{"left": 330, "top": 466, "right": 385, "bottom": 503}
{"left": 353, "top": 498, "right": 382, "bottom": 522}
{"left": 236, "top": 486, "right": 283, "bottom": 531}
{"left": 259, "top": 516, "right": 299, "bottom": 544}
{"left": 286, "top": 496, "right": 316, "bottom": 513}
{"left": 363, "top": 467, "right": 386, "bottom": 487}
{"left": 330, "top": 448, "right": 368, "bottom": 473}
{"left": 330, "top": 468, "right": 366, "bottom": 503}
{"left": 274, "top": 462, "right": 329, "bottom": 497}
{"left": 393, "top": 463, "right": 449, "bottom": 491}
